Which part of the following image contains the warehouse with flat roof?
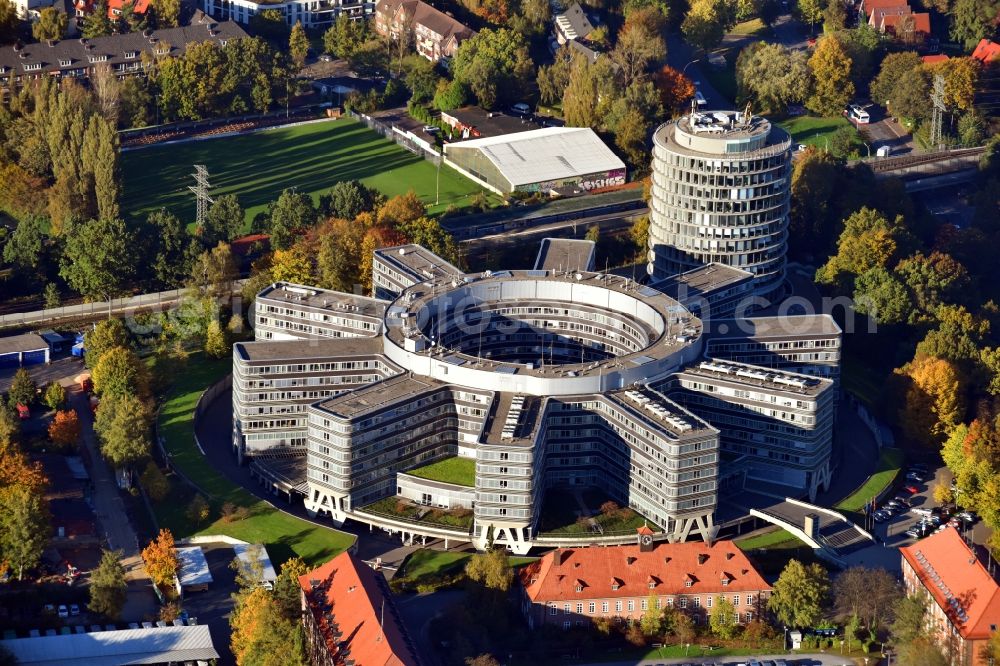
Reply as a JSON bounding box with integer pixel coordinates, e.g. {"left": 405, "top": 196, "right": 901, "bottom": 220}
{"left": 443, "top": 127, "right": 626, "bottom": 195}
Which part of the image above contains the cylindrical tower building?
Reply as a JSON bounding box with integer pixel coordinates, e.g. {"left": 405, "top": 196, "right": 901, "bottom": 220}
{"left": 648, "top": 110, "right": 791, "bottom": 300}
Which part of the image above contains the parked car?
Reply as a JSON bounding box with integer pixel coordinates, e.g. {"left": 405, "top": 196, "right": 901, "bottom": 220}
{"left": 912, "top": 507, "right": 935, "bottom": 517}
{"left": 319, "top": 54, "right": 333, "bottom": 62}
{"left": 511, "top": 102, "right": 531, "bottom": 116}
{"left": 905, "top": 527, "right": 922, "bottom": 538}
{"left": 69, "top": 604, "right": 80, "bottom": 616}
{"left": 904, "top": 485, "right": 920, "bottom": 494}
{"left": 958, "top": 511, "right": 977, "bottom": 523}
{"left": 906, "top": 472, "right": 926, "bottom": 482}
{"left": 894, "top": 496, "right": 912, "bottom": 507}
{"left": 42, "top": 604, "right": 55, "bottom": 615}
{"left": 422, "top": 125, "right": 439, "bottom": 134}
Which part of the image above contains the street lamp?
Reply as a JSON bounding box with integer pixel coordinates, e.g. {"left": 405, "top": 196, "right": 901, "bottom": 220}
{"left": 682, "top": 59, "right": 700, "bottom": 75}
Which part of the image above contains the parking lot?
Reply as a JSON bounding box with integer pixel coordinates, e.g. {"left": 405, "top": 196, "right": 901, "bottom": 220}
{"left": 867, "top": 463, "right": 978, "bottom": 549}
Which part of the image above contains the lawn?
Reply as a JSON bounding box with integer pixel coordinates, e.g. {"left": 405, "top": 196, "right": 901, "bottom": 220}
{"left": 154, "top": 351, "right": 355, "bottom": 566}
{"left": 406, "top": 456, "right": 476, "bottom": 487}
{"left": 777, "top": 115, "right": 852, "bottom": 151}
{"left": 735, "top": 527, "right": 802, "bottom": 550}
{"left": 359, "top": 497, "right": 474, "bottom": 529}
{"left": 121, "top": 117, "right": 493, "bottom": 228}
{"left": 730, "top": 18, "right": 772, "bottom": 36}
{"left": 835, "top": 447, "right": 905, "bottom": 513}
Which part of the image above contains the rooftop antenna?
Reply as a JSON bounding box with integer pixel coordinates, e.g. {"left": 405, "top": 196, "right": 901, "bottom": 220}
{"left": 188, "top": 165, "right": 214, "bottom": 228}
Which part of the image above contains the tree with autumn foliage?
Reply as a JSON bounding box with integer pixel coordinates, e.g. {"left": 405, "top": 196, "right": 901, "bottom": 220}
{"left": 652, "top": 65, "right": 695, "bottom": 114}
{"left": 895, "top": 354, "right": 965, "bottom": 448}
{"left": 141, "top": 528, "right": 179, "bottom": 590}
{"left": 48, "top": 409, "right": 81, "bottom": 451}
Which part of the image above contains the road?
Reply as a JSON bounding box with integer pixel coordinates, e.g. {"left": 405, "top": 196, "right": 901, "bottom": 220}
{"left": 395, "top": 590, "right": 465, "bottom": 665}
{"left": 70, "top": 387, "right": 144, "bottom": 572}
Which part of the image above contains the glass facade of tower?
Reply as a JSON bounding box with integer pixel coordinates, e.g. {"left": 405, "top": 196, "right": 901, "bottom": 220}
{"left": 648, "top": 112, "right": 792, "bottom": 300}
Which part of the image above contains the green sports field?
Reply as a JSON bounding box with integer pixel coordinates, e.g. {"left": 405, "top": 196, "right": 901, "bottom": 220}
{"left": 121, "top": 118, "right": 492, "bottom": 228}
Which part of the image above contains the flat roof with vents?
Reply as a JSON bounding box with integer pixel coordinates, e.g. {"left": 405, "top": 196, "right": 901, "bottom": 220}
{"left": 444, "top": 127, "right": 625, "bottom": 188}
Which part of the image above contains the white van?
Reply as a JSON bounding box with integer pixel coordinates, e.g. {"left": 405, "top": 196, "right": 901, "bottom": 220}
{"left": 848, "top": 104, "right": 870, "bottom": 124}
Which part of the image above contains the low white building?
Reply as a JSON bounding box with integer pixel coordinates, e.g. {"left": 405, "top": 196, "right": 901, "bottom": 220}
{"left": 443, "top": 127, "right": 626, "bottom": 196}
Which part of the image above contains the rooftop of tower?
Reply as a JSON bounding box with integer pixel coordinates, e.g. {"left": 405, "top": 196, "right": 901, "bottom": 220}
{"left": 654, "top": 111, "right": 791, "bottom": 158}
{"left": 257, "top": 282, "right": 388, "bottom": 318}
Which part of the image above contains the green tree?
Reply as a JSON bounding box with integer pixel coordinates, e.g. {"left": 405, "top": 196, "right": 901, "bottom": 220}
{"left": 832, "top": 566, "right": 901, "bottom": 638}
{"left": 853, "top": 267, "right": 912, "bottom": 325}
{"left": 806, "top": 35, "right": 854, "bottom": 116}
{"left": 95, "top": 394, "right": 151, "bottom": 469}
{"left": 323, "top": 13, "right": 367, "bottom": 58}
{"left": 451, "top": 28, "right": 532, "bottom": 109}
{"left": 89, "top": 549, "right": 127, "bottom": 619}
{"left": 797, "top": 0, "right": 825, "bottom": 33}
{"left": 957, "top": 112, "right": 986, "bottom": 147}
{"left": 400, "top": 217, "right": 460, "bottom": 265}
{"left": 890, "top": 594, "right": 927, "bottom": 645}
{"left": 119, "top": 76, "right": 153, "bottom": 128}
{"left": 230, "top": 586, "right": 308, "bottom": 666}
{"left": 148, "top": 209, "right": 197, "bottom": 288}
{"left": 767, "top": 559, "right": 830, "bottom": 628}
{"left": 203, "top": 194, "right": 245, "bottom": 246}
{"left": 0, "top": 484, "right": 50, "bottom": 579}
{"left": 205, "top": 319, "right": 229, "bottom": 358}
{"left": 2, "top": 217, "right": 45, "bottom": 271}
{"left": 432, "top": 78, "right": 469, "bottom": 111}
{"left": 348, "top": 38, "right": 389, "bottom": 78}
{"left": 736, "top": 42, "right": 812, "bottom": 113}
{"left": 894, "top": 251, "right": 970, "bottom": 322}
{"left": 43, "top": 382, "right": 67, "bottom": 411}
{"left": 640, "top": 594, "right": 663, "bottom": 637}
{"left": 186, "top": 494, "right": 210, "bottom": 525}
{"left": 0, "top": 0, "right": 18, "bottom": 44}
{"left": 139, "top": 461, "right": 170, "bottom": 502}
{"left": 60, "top": 218, "right": 135, "bottom": 300}
{"left": 949, "top": 0, "right": 1000, "bottom": 49}
{"left": 8, "top": 368, "right": 36, "bottom": 408}
{"left": 149, "top": 0, "right": 179, "bottom": 27}
{"left": 43, "top": 283, "right": 61, "bottom": 309}
{"left": 710, "top": 595, "right": 738, "bottom": 638}
{"left": 817, "top": 208, "right": 912, "bottom": 287}
{"left": 682, "top": 0, "right": 729, "bottom": 51}
{"left": 871, "top": 52, "right": 921, "bottom": 106}
{"left": 895, "top": 353, "right": 964, "bottom": 447}
{"left": 400, "top": 54, "right": 440, "bottom": 104}
{"left": 320, "top": 180, "right": 377, "bottom": 220}
{"left": 92, "top": 346, "right": 145, "bottom": 399}
{"left": 465, "top": 548, "right": 514, "bottom": 591}
{"left": 887, "top": 67, "right": 931, "bottom": 122}
{"left": 822, "top": 0, "right": 845, "bottom": 31}
{"left": 84, "top": 318, "right": 129, "bottom": 369}
{"left": 289, "top": 21, "right": 309, "bottom": 69}
{"left": 83, "top": 0, "right": 114, "bottom": 38}
{"left": 32, "top": 7, "right": 67, "bottom": 40}
{"left": 190, "top": 242, "right": 238, "bottom": 297}
{"left": 265, "top": 189, "right": 316, "bottom": 250}
{"left": 272, "top": 556, "right": 310, "bottom": 620}
{"left": 610, "top": 19, "right": 666, "bottom": 87}
{"left": 562, "top": 53, "right": 619, "bottom": 128}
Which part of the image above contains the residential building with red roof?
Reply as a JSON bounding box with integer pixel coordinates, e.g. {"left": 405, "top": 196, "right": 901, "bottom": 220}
{"left": 74, "top": 0, "right": 150, "bottom": 21}
{"left": 972, "top": 39, "right": 1000, "bottom": 64}
{"left": 922, "top": 54, "right": 949, "bottom": 64}
{"left": 900, "top": 526, "right": 1000, "bottom": 666}
{"left": 299, "top": 551, "right": 420, "bottom": 666}
{"left": 879, "top": 11, "right": 931, "bottom": 42}
{"left": 518, "top": 537, "right": 771, "bottom": 630}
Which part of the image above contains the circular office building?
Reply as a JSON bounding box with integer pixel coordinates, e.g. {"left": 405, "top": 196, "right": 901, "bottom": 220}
{"left": 647, "top": 110, "right": 792, "bottom": 299}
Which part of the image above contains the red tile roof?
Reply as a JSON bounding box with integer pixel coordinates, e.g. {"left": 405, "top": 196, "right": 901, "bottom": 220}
{"left": 922, "top": 54, "right": 949, "bottom": 63}
{"left": 868, "top": 4, "right": 910, "bottom": 26}
{"left": 863, "top": 0, "right": 908, "bottom": 17}
{"left": 880, "top": 11, "right": 931, "bottom": 36}
{"left": 972, "top": 39, "right": 1000, "bottom": 63}
{"left": 900, "top": 526, "right": 1000, "bottom": 640}
{"left": 299, "top": 551, "right": 419, "bottom": 666}
{"left": 520, "top": 541, "right": 770, "bottom": 603}
{"left": 75, "top": 0, "right": 150, "bottom": 18}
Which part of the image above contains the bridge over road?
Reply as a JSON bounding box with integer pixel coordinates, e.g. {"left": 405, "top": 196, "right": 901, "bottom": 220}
{"left": 861, "top": 146, "right": 985, "bottom": 181}
{"left": 736, "top": 493, "right": 874, "bottom": 566}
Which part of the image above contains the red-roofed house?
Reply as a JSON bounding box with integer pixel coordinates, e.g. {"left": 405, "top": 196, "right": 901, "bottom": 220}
{"left": 972, "top": 39, "right": 1000, "bottom": 64}
{"left": 299, "top": 551, "right": 420, "bottom": 666}
{"left": 74, "top": 0, "right": 150, "bottom": 21}
{"left": 518, "top": 538, "right": 771, "bottom": 630}
{"left": 900, "top": 527, "right": 1000, "bottom": 666}
{"left": 861, "top": 0, "right": 907, "bottom": 18}
{"left": 878, "top": 11, "right": 931, "bottom": 43}
{"left": 922, "top": 54, "right": 949, "bottom": 64}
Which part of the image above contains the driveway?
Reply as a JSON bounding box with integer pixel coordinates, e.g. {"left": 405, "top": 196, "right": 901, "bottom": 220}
{"left": 181, "top": 543, "right": 240, "bottom": 666}
{"left": 0, "top": 356, "right": 84, "bottom": 393}
{"left": 395, "top": 590, "right": 465, "bottom": 666}
{"left": 855, "top": 106, "right": 914, "bottom": 155}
